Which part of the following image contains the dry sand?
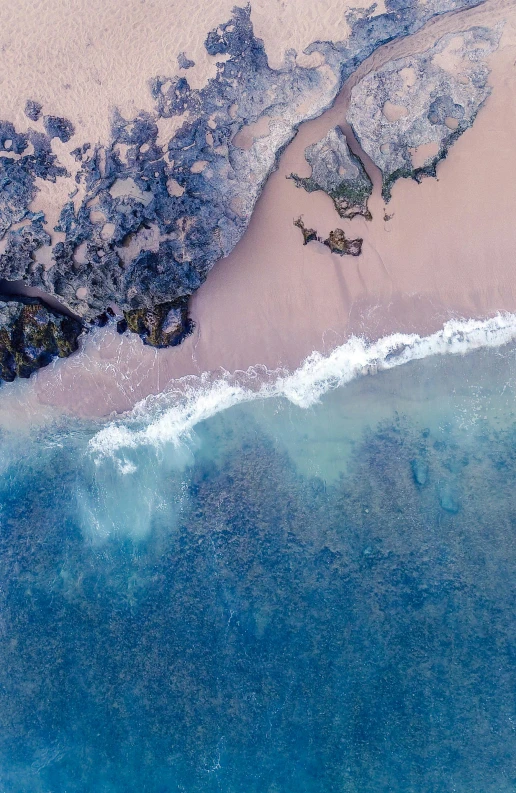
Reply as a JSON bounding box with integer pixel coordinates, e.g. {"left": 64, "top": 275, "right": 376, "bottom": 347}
{"left": 1, "top": 0, "right": 516, "bottom": 420}
{"left": 0, "top": 0, "right": 383, "bottom": 144}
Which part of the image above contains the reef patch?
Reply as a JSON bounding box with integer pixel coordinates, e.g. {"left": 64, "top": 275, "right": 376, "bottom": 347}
{"left": 347, "top": 25, "right": 502, "bottom": 200}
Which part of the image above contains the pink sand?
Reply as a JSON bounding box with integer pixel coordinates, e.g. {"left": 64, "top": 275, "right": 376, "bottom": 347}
{"left": 0, "top": 0, "right": 514, "bottom": 422}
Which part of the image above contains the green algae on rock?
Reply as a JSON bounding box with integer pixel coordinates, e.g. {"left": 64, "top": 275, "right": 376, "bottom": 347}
{"left": 290, "top": 126, "right": 372, "bottom": 220}
{"left": 294, "top": 217, "right": 362, "bottom": 256}
{"left": 121, "top": 297, "right": 193, "bottom": 348}
{"left": 323, "top": 227, "right": 362, "bottom": 257}
{"left": 347, "top": 25, "right": 502, "bottom": 201}
{"left": 293, "top": 217, "right": 318, "bottom": 245}
{"left": 0, "top": 297, "right": 82, "bottom": 381}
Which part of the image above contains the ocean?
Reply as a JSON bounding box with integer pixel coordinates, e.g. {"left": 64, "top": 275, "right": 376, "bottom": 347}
{"left": 2, "top": 317, "right": 516, "bottom": 791}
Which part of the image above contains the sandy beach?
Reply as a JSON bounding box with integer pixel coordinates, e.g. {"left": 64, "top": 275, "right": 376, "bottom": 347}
{"left": 0, "top": 0, "right": 515, "bottom": 420}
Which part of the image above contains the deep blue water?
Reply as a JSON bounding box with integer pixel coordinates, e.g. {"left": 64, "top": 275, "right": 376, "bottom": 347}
{"left": 2, "top": 345, "right": 516, "bottom": 791}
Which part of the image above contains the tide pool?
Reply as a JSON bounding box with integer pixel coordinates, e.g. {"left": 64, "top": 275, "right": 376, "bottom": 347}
{"left": 2, "top": 340, "right": 516, "bottom": 791}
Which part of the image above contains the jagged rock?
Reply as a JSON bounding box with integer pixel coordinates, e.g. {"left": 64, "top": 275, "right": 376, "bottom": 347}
{"left": 24, "top": 99, "right": 42, "bottom": 122}
{"left": 294, "top": 217, "right": 317, "bottom": 245}
{"left": 177, "top": 52, "right": 195, "bottom": 70}
{"left": 294, "top": 217, "right": 362, "bottom": 256}
{"left": 0, "top": 296, "right": 83, "bottom": 381}
{"left": 438, "top": 481, "right": 461, "bottom": 514}
{"left": 43, "top": 115, "right": 75, "bottom": 143}
{"left": 122, "top": 298, "right": 193, "bottom": 348}
{"left": 323, "top": 228, "right": 362, "bottom": 257}
{"left": 347, "top": 26, "right": 502, "bottom": 201}
{"left": 0, "top": 0, "right": 486, "bottom": 377}
{"left": 289, "top": 126, "right": 372, "bottom": 219}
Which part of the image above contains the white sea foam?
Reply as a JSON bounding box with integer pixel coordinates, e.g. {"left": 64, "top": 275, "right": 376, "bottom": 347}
{"left": 89, "top": 313, "right": 516, "bottom": 458}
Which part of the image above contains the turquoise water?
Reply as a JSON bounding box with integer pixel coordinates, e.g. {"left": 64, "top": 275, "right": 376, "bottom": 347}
{"left": 3, "top": 342, "right": 516, "bottom": 791}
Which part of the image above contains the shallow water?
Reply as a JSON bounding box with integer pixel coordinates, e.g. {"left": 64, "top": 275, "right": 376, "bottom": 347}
{"left": 3, "top": 341, "right": 516, "bottom": 791}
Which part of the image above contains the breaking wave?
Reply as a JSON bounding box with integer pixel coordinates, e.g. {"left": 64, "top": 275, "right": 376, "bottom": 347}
{"left": 89, "top": 313, "right": 516, "bottom": 458}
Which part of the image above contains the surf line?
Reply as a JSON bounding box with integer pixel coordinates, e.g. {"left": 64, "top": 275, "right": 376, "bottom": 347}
{"left": 89, "top": 312, "right": 516, "bottom": 458}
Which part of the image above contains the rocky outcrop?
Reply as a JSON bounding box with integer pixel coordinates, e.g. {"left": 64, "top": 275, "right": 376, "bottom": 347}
{"left": 289, "top": 126, "right": 372, "bottom": 219}
{"left": 177, "top": 52, "right": 195, "bottom": 70}
{"left": 323, "top": 228, "right": 363, "bottom": 257}
{"left": 120, "top": 298, "right": 193, "bottom": 348}
{"left": 294, "top": 217, "right": 363, "bottom": 256}
{"left": 0, "top": 0, "right": 488, "bottom": 379}
{"left": 347, "top": 25, "right": 502, "bottom": 201}
{"left": 293, "top": 217, "right": 318, "bottom": 245}
{"left": 0, "top": 296, "right": 82, "bottom": 381}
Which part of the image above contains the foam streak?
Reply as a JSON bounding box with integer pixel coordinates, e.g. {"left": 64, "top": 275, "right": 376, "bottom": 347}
{"left": 89, "top": 314, "right": 516, "bottom": 457}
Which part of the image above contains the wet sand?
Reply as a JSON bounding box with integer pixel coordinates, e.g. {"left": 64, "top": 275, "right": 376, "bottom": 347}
{"left": 1, "top": 0, "right": 516, "bottom": 420}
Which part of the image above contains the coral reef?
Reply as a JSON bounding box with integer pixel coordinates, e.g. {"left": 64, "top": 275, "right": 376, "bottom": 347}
{"left": 347, "top": 25, "right": 502, "bottom": 200}
{"left": 290, "top": 126, "right": 372, "bottom": 219}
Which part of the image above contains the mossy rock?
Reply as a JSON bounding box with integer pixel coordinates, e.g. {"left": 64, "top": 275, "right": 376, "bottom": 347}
{"left": 123, "top": 298, "right": 193, "bottom": 348}
{"left": 0, "top": 296, "right": 83, "bottom": 381}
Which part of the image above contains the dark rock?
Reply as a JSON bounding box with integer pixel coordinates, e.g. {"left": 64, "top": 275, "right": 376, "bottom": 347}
{"left": 323, "top": 228, "right": 362, "bottom": 257}
{"left": 24, "top": 99, "right": 42, "bottom": 121}
{"left": 294, "top": 218, "right": 363, "bottom": 256}
{"left": 294, "top": 217, "right": 317, "bottom": 245}
{"left": 43, "top": 115, "right": 75, "bottom": 143}
{"left": 123, "top": 298, "right": 193, "bottom": 347}
{"left": 116, "top": 317, "right": 128, "bottom": 335}
{"left": 0, "top": 296, "right": 83, "bottom": 381}
{"left": 290, "top": 126, "right": 372, "bottom": 219}
{"left": 94, "top": 307, "right": 116, "bottom": 327}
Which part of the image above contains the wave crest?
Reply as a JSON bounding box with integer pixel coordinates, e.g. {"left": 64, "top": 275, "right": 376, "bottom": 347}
{"left": 89, "top": 313, "right": 516, "bottom": 458}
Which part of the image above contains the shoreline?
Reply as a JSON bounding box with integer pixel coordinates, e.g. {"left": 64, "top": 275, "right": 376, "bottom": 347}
{"left": 0, "top": 0, "right": 515, "bottom": 423}
{"left": 86, "top": 311, "right": 516, "bottom": 455}
{"left": 2, "top": 309, "right": 516, "bottom": 439}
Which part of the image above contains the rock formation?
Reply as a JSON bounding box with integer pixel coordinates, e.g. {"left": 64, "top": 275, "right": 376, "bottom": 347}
{"left": 290, "top": 126, "right": 372, "bottom": 219}
{"left": 0, "top": 0, "right": 489, "bottom": 380}
{"left": 120, "top": 298, "right": 193, "bottom": 348}
{"left": 347, "top": 25, "right": 501, "bottom": 201}
{"left": 0, "top": 297, "right": 82, "bottom": 381}
{"left": 294, "top": 217, "right": 363, "bottom": 256}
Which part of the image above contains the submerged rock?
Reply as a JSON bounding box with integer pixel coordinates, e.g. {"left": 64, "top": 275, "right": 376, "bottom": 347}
{"left": 0, "top": 296, "right": 82, "bottom": 381}
{"left": 289, "top": 126, "right": 372, "bottom": 219}
{"left": 411, "top": 457, "right": 429, "bottom": 487}
{"left": 347, "top": 26, "right": 502, "bottom": 200}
